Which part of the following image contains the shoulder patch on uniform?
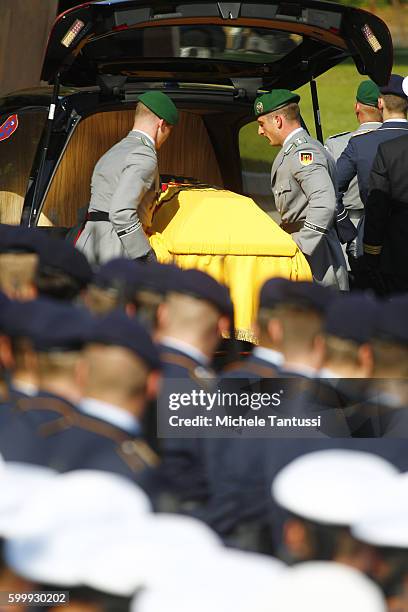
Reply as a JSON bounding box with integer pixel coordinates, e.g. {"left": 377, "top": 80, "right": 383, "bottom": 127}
{"left": 299, "top": 151, "right": 314, "bottom": 166}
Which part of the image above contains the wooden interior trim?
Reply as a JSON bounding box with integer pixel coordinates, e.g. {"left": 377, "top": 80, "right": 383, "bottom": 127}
{"left": 39, "top": 109, "right": 223, "bottom": 227}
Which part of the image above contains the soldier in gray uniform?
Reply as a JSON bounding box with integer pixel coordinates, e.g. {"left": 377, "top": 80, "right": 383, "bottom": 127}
{"left": 76, "top": 91, "right": 179, "bottom": 265}
{"left": 255, "top": 89, "right": 348, "bottom": 290}
{"left": 325, "top": 80, "right": 382, "bottom": 258}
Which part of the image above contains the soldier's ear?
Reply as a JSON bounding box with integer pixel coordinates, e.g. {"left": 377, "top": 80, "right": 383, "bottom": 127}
{"left": 146, "top": 370, "right": 161, "bottom": 400}
{"left": 156, "top": 301, "right": 169, "bottom": 331}
{"left": 358, "top": 343, "right": 374, "bottom": 377}
{"left": 267, "top": 318, "right": 283, "bottom": 346}
{"left": 75, "top": 353, "right": 90, "bottom": 393}
{"left": 217, "top": 315, "right": 231, "bottom": 338}
{"left": 0, "top": 335, "right": 14, "bottom": 370}
{"left": 284, "top": 519, "right": 312, "bottom": 560}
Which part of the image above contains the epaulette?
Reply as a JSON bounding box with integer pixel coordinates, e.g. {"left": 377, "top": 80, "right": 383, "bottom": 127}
{"left": 349, "top": 128, "right": 377, "bottom": 138}
{"left": 284, "top": 136, "right": 308, "bottom": 154}
{"left": 140, "top": 135, "right": 156, "bottom": 151}
{"left": 16, "top": 396, "right": 76, "bottom": 419}
{"left": 326, "top": 131, "right": 351, "bottom": 141}
{"left": 40, "top": 411, "right": 160, "bottom": 472}
{"left": 119, "top": 438, "right": 160, "bottom": 468}
{"left": 160, "top": 352, "right": 215, "bottom": 389}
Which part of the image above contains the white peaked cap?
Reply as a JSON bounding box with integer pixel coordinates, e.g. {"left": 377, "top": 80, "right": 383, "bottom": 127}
{"left": 4, "top": 469, "right": 151, "bottom": 538}
{"left": 5, "top": 470, "right": 152, "bottom": 585}
{"left": 83, "top": 513, "right": 223, "bottom": 595}
{"left": 131, "top": 549, "right": 285, "bottom": 612}
{"left": 352, "top": 471, "right": 408, "bottom": 548}
{"left": 134, "top": 589, "right": 244, "bottom": 612}
{"left": 272, "top": 562, "right": 386, "bottom": 612}
{"left": 5, "top": 512, "right": 219, "bottom": 588}
{"left": 272, "top": 449, "right": 399, "bottom": 525}
{"left": 86, "top": 532, "right": 284, "bottom": 598}
{"left": 0, "top": 463, "right": 56, "bottom": 537}
{"left": 402, "top": 76, "right": 408, "bottom": 97}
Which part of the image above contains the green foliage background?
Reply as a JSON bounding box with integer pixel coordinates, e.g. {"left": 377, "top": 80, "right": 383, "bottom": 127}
{"left": 240, "top": 54, "right": 408, "bottom": 171}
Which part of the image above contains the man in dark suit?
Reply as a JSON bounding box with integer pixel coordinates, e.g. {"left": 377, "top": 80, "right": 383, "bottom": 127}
{"left": 336, "top": 74, "right": 408, "bottom": 280}
{"left": 337, "top": 74, "right": 408, "bottom": 209}
{"left": 363, "top": 132, "right": 408, "bottom": 294}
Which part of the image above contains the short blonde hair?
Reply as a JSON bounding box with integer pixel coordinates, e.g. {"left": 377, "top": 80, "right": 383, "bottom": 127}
{"left": 258, "top": 304, "right": 322, "bottom": 351}
{"left": 0, "top": 253, "right": 38, "bottom": 299}
{"left": 324, "top": 334, "right": 361, "bottom": 368}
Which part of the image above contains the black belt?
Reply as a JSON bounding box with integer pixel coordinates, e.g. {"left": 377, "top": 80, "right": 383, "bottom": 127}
{"left": 86, "top": 211, "right": 109, "bottom": 222}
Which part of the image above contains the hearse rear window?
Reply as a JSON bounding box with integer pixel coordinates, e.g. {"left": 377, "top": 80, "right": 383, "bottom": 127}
{"left": 86, "top": 26, "right": 302, "bottom": 64}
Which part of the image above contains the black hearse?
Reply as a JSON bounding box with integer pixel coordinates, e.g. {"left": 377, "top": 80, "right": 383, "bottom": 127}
{"left": 0, "top": 0, "right": 392, "bottom": 235}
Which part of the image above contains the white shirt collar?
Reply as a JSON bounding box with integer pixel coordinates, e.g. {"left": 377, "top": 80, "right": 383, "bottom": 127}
{"left": 11, "top": 379, "right": 38, "bottom": 397}
{"left": 383, "top": 118, "right": 408, "bottom": 123}
{"left": 79, "top": 397, "right": 140, "bottom": 435}
{"left": 281, "top": 363, "right": 317, "bottom": 378}
{"left": 252, "top": 346, "right": 284, "bottom": 367}
{"left": 319, "top": 367, "right": 340, "bottom": 379}
{"left": 160, "top": 337, "right": 210, "bottom": 366}
{"left": 132, "top": 129, "right": 156, "bottom": 146}
{"left": 282, "top": 127, "right": 304, "bottom": 148}
{"left": 359, "top": 122, "right": 381, "bottom": 128}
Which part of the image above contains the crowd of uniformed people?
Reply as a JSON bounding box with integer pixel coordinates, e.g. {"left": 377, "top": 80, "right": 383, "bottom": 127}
{"left": 0, "top": 218, "right": 408, "bottom": 611}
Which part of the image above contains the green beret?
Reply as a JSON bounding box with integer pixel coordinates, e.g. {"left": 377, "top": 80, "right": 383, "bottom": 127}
{"left": 254, "top": 89, "right": 300, "bottom": 117}
{"left": 356, "top": 80, "right": 380, "bottom": 107}
{"left": 138, "top": 91, "right": 179, "bottom": 125}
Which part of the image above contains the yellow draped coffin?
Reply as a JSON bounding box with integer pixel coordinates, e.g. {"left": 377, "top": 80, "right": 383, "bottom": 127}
{"left": 149, "top": 185, "right": 311, "bottom": 343}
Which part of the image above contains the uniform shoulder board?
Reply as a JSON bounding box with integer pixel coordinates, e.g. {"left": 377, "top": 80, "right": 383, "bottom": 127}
{"left": 349, "top": 128, "right": 376, "bottom": 138}
{"left": 294, "top": 137, "right": 308, "bottom": 146}
{"left": 160, "top": 351, "right": 214, "bottom": 388}
{"left": 284, "top": 142, "right": 296, "bottom": 154}
{"left": 140, "top": 135, "right": 155, "bottom": 151}
{"left": 284, "top": 137, "right": 307, "bottom": 154}
{"left": 326, "top": 131, "right": 350, "bottom": 141}
{"left": 16, "top": 396, "right": 77, "bottom": 419}
{"left": 120, "top": 439, "right": 160, "bottom": 468}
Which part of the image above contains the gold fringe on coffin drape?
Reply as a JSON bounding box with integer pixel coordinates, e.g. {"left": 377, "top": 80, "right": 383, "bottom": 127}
{"left": 149, "top": 185, "right": 312, "bottom": 343}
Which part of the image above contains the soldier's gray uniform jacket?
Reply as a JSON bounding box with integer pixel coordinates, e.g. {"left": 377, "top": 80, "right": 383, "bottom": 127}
{"left": 324, "top": 122, "right": 381, "bottom": 213}
{"left": 76, "top": 130, "right": 159, "bottom": 265}
{"left": 272, "top": 128, "right": 348, "bottom": 290}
